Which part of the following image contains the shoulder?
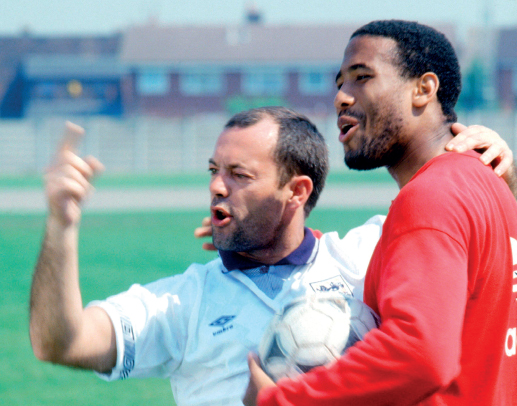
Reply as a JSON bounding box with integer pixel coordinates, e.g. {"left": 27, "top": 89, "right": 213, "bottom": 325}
{"left": 310, "top": 216, "right": 384, "bottom": 295}
{"left": 142, "top": 257, "right": 224, "bottom": 295}
{"left": 93, "top": 258, "right": 225, "bottom": 327}
{"left": 95, "top": 258, "right": 224, "bottom": 306}
{"left": 321, "top": 215, "right": 384, "bottom": 246}
{"left": 320, "top": 215, "right": 384, "bottom": 262}
{"left": 397, "top": 152, "right": 490, "bottom": 208}
{"left": 406, "top": 151, "right": 492, "bottom": 193}
{"left": 388, "top": 151, "right": 505, "bottom": 236}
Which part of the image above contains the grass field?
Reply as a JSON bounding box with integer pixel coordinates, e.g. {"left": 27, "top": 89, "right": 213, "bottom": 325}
{"left": 0, "top": 207, "right": 384, "bottom": 405}
{"left": 0, "top": 168, "right": 393, "bottom": 190}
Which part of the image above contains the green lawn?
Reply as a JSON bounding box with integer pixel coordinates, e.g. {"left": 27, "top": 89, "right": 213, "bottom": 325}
{"left": 0, "top": 168, "right": 393, "bottom": 190}
{"left": 0, "top": 207, "right": 383, "bottom": 405}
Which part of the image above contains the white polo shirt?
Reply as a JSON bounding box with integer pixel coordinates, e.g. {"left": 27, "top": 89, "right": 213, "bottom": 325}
{"left": 89, "top": 215, "right": 384, "bottom": 406}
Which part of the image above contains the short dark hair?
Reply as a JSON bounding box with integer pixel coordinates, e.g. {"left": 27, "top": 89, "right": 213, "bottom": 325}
{"left": 351, "top": 20, "right": 461, "bottom": 123}
{"left": 224, "top": 106, "right": 329, "bottom": 217}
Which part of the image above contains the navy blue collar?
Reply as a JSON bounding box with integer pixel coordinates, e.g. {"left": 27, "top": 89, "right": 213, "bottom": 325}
{"left": 219, "top": 227, "right": 316, "bottom": 272}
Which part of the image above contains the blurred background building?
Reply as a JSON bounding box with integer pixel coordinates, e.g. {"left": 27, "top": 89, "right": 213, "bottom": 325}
{"left": 0, "top": 11, "right": 463, "bottom": 119}
{"left": 0, "top": 6, "right": 516, "bottom": 174}
{"left": 497, "top": 27, "right": 517, "bottom": 110}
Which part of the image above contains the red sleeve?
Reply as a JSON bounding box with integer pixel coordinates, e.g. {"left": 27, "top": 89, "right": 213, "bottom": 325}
{"left": 308, "top": 228, "right": 323, "bottom": 239}
{"left": 258, "top": 228, "right": 468, "bottom": 406}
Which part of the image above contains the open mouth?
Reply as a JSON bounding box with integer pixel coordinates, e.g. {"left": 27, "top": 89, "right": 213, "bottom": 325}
{"left": 341, "top": 124, "right": 354, "bottom": 135}
{"left": 214, "top": 209, "right": 226, "bottom": 221}
{"left": 337, "top": 115, "right": 360, "bottom": 143}
{"left": 339, "top": 123, "right": 359, "bottom": 144}
{"left": 211, "top": 207, "right": 232, "bottom": 226}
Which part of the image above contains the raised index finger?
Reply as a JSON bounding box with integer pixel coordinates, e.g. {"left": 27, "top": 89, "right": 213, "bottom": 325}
{"left": 59, "top": 121, "right": 85, "bottom": 153}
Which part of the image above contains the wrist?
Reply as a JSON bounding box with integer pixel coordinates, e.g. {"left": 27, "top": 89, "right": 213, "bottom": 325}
{"left": 47, "top": 200, "right": 82, "bottom": 228}
{"left": 46, "top": 213, "right": 80, "bottom": 236}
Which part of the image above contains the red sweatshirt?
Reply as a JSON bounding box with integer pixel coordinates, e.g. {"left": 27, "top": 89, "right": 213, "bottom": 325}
{"left": 259, "top": 151, "right": 517, "bottom": 405}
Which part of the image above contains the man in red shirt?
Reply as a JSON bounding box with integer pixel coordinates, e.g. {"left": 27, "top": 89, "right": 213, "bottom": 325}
{"left": 245, "top": 20, "right": 517, "bottom": 406}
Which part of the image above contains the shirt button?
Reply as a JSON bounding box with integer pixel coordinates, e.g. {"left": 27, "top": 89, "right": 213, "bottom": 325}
{"left": 260, "top": 266, "right": 269, "bottom": 274}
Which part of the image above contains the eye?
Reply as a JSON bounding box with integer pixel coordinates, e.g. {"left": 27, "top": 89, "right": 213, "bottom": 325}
{"left": 356, "top": 74, "right": 371, "bottom": 81}
{"left": 208, "top": 167, "right": 218, "bottom": 175}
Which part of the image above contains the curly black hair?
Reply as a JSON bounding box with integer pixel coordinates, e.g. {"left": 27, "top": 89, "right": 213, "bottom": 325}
{"left": 351, "top": 20, "right": 461, "bottom": 123}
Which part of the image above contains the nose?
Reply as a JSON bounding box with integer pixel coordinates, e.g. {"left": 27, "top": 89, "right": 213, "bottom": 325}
{"left": 334, "top": 88, "right": 355, "bottom": 112}
{"left": 209, "top": 173, "right": 229, "bottom": 198}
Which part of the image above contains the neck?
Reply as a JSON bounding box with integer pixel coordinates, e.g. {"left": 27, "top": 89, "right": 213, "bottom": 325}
{"left": 388, "top": 121, "right": 453, "bottom": 189}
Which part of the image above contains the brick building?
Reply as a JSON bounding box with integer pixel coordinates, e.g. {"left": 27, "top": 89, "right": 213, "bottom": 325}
{"left": 0, "top": 21, "right": 460, "bottom": 118}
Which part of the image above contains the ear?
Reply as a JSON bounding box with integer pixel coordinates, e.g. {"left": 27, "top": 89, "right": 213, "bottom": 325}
{"left": 412, "top": 72, "right": 439, "bottom": 108}
{"left": 287, "top": 175, "right": 313, "bottom": 210}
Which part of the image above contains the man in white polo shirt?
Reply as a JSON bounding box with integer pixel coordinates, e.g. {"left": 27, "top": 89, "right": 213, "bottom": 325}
{"left": 29, "top": 107, "right": 385, "bottom": 406}
{"left": 29, "top": 106, "right": 511, "bottom": 406}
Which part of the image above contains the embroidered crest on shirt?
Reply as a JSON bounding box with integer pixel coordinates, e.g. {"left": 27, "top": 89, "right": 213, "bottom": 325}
{"left": 310, "top": 275, "right": 353, "bottom": 295}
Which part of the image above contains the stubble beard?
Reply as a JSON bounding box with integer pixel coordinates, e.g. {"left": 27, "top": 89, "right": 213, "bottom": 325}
{"left": 213, "top": 224, "right": 263, "bottom": 252}
{"left": 212, "top": 199, "right": 284, "bottom": 253}
{"left": 344, "top": 104, "right": 406, "bottom": 171}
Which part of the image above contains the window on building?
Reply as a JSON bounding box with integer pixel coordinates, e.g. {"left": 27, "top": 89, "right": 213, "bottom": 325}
{"left": 136, "top": 69, "right": 170, "bottom": 96}
{"left": 33, "top": 82, "right": 59, "bottom": 99}
{"left": 180, "top": 71, "right": 224, "bottom": 96}
{"left": 242, "top": 69, "right": 286, "bottom": 96}
{"left": 298, "top": 70, "right": 332, "bottom": 95}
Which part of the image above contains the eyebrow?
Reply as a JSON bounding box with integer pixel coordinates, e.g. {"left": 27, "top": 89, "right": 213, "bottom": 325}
{"left": 349, "top": 63, "right": 371, "bottom": 72}
{"left": 335, "top": 64, "right": 373, "bottom": 83}
{"left": 208, "top": 159, "right": 245, "bottom": 171}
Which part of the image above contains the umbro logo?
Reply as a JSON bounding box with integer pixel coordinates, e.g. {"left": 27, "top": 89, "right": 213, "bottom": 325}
{"left": 209, "top": 315, "right": 236, "bottom": 327}
{"left": 210, "top": 315, "right": 236, "bottom": 337}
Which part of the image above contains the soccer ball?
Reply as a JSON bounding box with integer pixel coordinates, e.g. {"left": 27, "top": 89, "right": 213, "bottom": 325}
{"left": 258, "top": 293, "right": 380, "bottom": 382}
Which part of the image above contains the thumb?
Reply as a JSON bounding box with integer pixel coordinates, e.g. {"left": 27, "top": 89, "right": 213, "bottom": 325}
{"left": 248, "top": 352, "right": 262, "bottom": 379}
{"left": 248, "top": 352, "right": 275, "bottom": 388}
{"left": 243, "top": 353, "right": 261, "bottom": 406}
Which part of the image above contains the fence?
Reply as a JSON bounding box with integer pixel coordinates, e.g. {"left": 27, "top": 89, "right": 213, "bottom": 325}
{"left": 0, "top": 111, "right": 516, "bottom": 175}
